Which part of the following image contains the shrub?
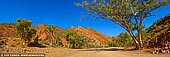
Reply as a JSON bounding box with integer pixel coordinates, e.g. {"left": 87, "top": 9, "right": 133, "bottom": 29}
{"left": 40, "top": 40, "right": 49, "bottom": 46}
{"left": 29, "top": 38, "right": 40, "bottom": 47}
{"left": 86, "top": 44, "right": 95, "bottom": 48}
{"left": 33, "top": 38, "right": 39, "bottom": 46}
{"left": 112, "top": 32, "right": 132, "bottom": 47}
{"left": 107, "top": 41, "right": 117, "bottom": 47}
{"left": 104, "top": 46, "right": 109, "bottom": 48}
{"left": 65, "top": 30, "right": 87, "bottom": 49}
{"left": 95, "top": 45, "right": 103, "bottom": 48}
{"left": 86, "top": 44, "right": 106, "bottom": 48}
{"left": 124, "top": 39, "right": 133, "bottom": 49}
{"left": 0, "top": 37, "right": 7, "bottom": 46}
{"left": 51, "top": 42, "right": 63, "bottom": 48}
{"left": 52, "top": 43, "right": 58, "bottom": 48}
{"left": 10, "top": 44, "right": 16, "bottom": 47}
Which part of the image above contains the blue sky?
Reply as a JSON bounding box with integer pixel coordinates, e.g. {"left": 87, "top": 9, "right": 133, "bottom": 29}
{"left": 0, "top": 0, "right": 170, "bottom": 37}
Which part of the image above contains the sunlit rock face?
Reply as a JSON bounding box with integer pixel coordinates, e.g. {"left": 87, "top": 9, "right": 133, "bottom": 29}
{"left": 68, "top": 26, "right": 112, "bottom": 46}
{"left": 0, "top": 23, "right": 111, "bottom": 46}
{"left": 0, "top": 24, "right": 18, "bottom": 37}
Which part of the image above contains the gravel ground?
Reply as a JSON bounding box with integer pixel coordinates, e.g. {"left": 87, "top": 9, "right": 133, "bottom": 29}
{"left": 1, "top": 47, "right": 170, "bottom": 57}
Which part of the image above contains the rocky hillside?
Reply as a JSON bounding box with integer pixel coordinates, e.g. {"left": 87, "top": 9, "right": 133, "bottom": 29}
{"left": 34, "top": 24, "right": 65, "bottom": 40}
{"left": 0, "top": 24, "right": 111, "bottom": 46}
{"left": 144, "top": 14, "right": 170, "bottom": 47}
{"left": 0, "top": 23, "right": 18, "bottom": 37}
{"left": 68, "top": 26, "right": 111, "bottom": 46}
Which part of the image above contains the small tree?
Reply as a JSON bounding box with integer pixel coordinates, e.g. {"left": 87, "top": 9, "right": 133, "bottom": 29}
{"left": 44, "top": 25, "right": 62, "bottom": 47}
{"left": 113, "top": 32, "right": 132, "bottom": 48}
{"left": 76, "top": 0, "right": 169, "bottom": 49}
{"left": 107, "top": 41, "right": 117, "bottom": 47}
{"left": 16, "top": 18, "right": 36, "bottom": 47}
{"left": 65, "top": 30, "right": 87, "bottom": 49}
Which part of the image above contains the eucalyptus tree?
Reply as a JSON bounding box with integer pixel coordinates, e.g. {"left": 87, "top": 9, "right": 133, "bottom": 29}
{"left": 65, "top": 30, "right": 87, "bottom": 49}
{"left": 16, "top": 19, "right": 36, "bottom": 47}
{"left": 76, "top": 0, "right": 169, "bottom": 49}
{"left": 45, "top": 25, "right": 62, "bottom": 46}
{"left": 117, "top": 32, "right": 132, "bottom": 47}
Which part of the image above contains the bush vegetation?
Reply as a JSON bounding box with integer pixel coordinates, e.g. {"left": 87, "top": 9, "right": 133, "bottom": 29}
{"left": 40, "top": 40, "right": 50, "bottom": 46}
{"left": 1, "top": 14, "right": 170, "bottom": 50}
{"left": 65, "top": 30, "right": 87, "bottom": 49}
{"left": 16, "top": 19, "right": 36, "bottom": 47}
{"left": 108, "top": 32, "right": 133, "bottom": 49}
{"left": 86, "top": 44, "right": 108, "bottom": 48}
{"left": 0, "top": 37, "right": 7, "bottom": 46}
{"left": 107, "top": 41, "right": 117, "bottom": 47}
{"left": 142, "top": 15, "right": 170, "bottom": 48}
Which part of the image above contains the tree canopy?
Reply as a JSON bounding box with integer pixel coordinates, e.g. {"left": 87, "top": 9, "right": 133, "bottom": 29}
{"left": 76, "top": 0, "right": 170, "bottom": 49}
{"left": 112, "top": 32, "right": 132, "bottom": 48}
{"left": 65, "top": 30, "right": 87, "bottom": 49}
{"left": 16, "top": 18, "right": 36, "bottom": 47}
{"left": 44, "top": 25, "right": 63, "bottom": 47}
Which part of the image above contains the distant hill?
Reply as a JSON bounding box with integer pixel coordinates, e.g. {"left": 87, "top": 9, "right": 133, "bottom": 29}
{"left": 0, "top": 23, "right": 111, "bottom": 46}
{"left": 0, "top": 23, "right": 18, "bottom": 37}
{"left": 68, "top": 26, "right": 111, "bottom": 46}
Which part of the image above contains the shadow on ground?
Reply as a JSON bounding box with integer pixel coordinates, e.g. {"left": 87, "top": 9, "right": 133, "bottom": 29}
{"left": 29, "top": 43, "right": 47, "bottom": 48}
{"left": 79, "top": 47, "right": 136, "bottom": 51}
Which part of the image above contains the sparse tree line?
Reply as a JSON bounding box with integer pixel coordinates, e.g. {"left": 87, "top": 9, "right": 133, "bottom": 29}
{"left": 0, "top": 14, "right": 169, "bottom": 51}
{"left": 107, "top": 14, "right": 170, "bottom": 52}
{"left": 0, "top": 0, "right": 170, "bottom": 51}
{"left": 14, "top": 19, "right": 88, "bottom": 48}
{"left": 0, "top": 19, "right": 106, "bottom": 49}
{"left": 107, "top": 32, "right": 133, "bottom": 49}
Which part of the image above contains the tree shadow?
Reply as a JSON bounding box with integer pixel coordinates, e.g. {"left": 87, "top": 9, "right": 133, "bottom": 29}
{"left": 29, "top": 43, "right": 47, "bottom": 48}
{"left": 79, "top": 47, "right": 136, "bottom": 51}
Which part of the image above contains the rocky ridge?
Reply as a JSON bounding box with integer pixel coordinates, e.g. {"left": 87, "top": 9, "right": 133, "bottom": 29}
{"left": 0, "top": 24, "right": 111, "bottom": 46}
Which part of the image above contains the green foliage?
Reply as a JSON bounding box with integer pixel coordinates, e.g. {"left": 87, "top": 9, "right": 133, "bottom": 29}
{"left": 107, "top": 41, "right": 117, "bottom": 47}
{"left": 40, "top": 40, "right": 50, "bottom": 46}
{"left": 33, "top": 38, "right": 39, "bottom": 46}
{"left": 0, "top": 37, "right": 7, "bottom": 46}
{"left": 124, "top": 39, "right": 133, "bottom": 49}
{"left": 0, "top": 37, "right": 7, "bottom": 40}
{"left": 86, "top": 44, "right": 105, "bottom": 48}
{"left": 16, "top": 18, "right": 36, "bottom": 47}
{"left": 52, "top": 43, "right": 58, "bottom": 48}
{"left": 65, "top": 30, "right": 87, "bottom": 49}
{"left": 143, "top": 15, "right": 170, "bottom": 48}
{"left": 86, "top": 44, "right": 95, "bottom": 48}
{"left": 77, "top": 0, "right": 169, "bottom": 49}
{"left": 112, "top": 32, "right": 133, "bottom": 48}
{"left": 44, "top": 25, "right": 63, "bottom": 47}
{"left": 94, "top": 45, "right": 103, "bottom": 48}
{"left": 28, "top": 37, "right": 42, "bottom": 47}
{"left": 76, "top": 0, "right": 169, "bottom": 27}
{"left": 51, "top": 42, "right": 63, "bottom": 48}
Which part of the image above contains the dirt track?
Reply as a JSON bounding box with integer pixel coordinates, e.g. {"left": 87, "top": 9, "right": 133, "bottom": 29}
{"left": 62, "top": 47, "right": 170, "bottom": 57}
{"left": 1, "top": 47, "right": 170, "bottom": 57}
